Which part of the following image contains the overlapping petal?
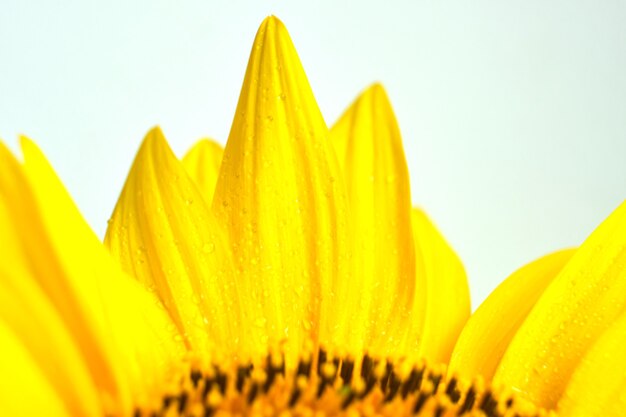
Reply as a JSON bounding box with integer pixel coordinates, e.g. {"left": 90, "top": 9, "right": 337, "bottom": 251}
{"left": 0, "top": 144, "right": 101, "bottom": 416}
{"left": 1, "top": 139, "right": 185, "bottom": 414}
{"left": 329, "top": 84, "right": 470, "bottom": 363}
{"left": 329, "top": 84, "right": 416, "bottom": 358}
{"left": 104, "top": 128, "right": 247, "bottom": 362}
{"left": 0, "top": 319, "right": 69, "bottom": 416}
{"left": 558, "top": 311, "right": 626, "bottom": 416}
{"left": 182, "top": 138, "right": 224, "bottom": 204}
{"left": 449, "top": 249, "right": 575, "bottom": 381}
{"left": 410, "top": 208, "right": 470, "bottom": 365}
{"left": 211, "top": 16, "right": 351, "bottom": 364}
{"left": 22, "top": 138, "right": 187, "bottom": 409}
{"left": 494, "top": 201, "right": 626, "bottom": 408}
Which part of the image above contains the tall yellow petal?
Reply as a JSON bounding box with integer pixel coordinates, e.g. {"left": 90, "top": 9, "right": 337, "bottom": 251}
{"left": 182, "top": 138, "right": 224, "bottom": 204}
{"left": 558, "top": 312, "right": 626, "bottom": 416}
{"left": 410, "top": 208, "right": 470, "bottom": 364}
{"left": 0, "top": 319, "right": 70, "bottom": 416}
{"left": 105, "top": 127, "right": 245, "bottom": 362}
{"left": 329, "top": 84, "right": 415, "bottom": 357}
{"left": 494, "top": 201, "right": 626, "bottom": 408}
{"left": 212, "top": 16, "right": 351, "bottom": 364}
{"left": 0, "top": 142, "right": 102, "bottom": 416}
{"left": 449, "top": 249, "right": 575, "bottom": 381}
{"left": 18, "top": 138, "right": 185, "bottom": 411}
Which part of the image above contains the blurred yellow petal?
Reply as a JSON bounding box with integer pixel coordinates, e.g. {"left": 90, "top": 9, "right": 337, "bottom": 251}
{"left": 449, "top": 249, "right": 575, "bottom": 381}
{"left": 212, "top": 16, "right": 351, "bottom": 364}
{"left": 105, "top": 127, "right": 245, "bottom": 361}
{"left": 330, "top": 83, "right": 415, "bottom": 358}
{"left": 182, "top": 138, "right": 224, "bottom": 204}
{"left": 410, "top": 208, "right": 470, "bottom": 364}
{"left": 19, "top": 138, "right": 185, "bottom": 411}
{"left": 0, "top": 319, "right": 70, "bottom": 416}
{"left": 558, "top": 312, "right": 626, "bottom": 416}
{"left": 0, "top": 142, "right": 102, "bottom": 416}
{"left": 494, "top": 201, "right": 626, "bottom": 409}
{"left": 95, "top": 271, "right": 187, "bottom": 408}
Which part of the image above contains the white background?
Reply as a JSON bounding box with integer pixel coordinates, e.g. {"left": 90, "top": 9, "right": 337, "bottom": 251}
{"left": 2, "top": 1, "right": 625, "bottom": 307}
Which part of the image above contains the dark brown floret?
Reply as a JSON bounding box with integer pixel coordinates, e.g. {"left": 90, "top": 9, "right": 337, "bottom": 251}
{"left": 134, "top": 349, "right": 546, "bottom": 417}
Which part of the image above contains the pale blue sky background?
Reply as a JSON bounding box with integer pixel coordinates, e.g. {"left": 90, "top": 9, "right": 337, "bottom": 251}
{"left": 1, "top": 1, "right": 625, "bottom": 307}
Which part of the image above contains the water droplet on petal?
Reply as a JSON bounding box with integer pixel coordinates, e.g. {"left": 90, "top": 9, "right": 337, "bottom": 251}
{"left": 203, "top": 242, "right": 216, "bottom": 254}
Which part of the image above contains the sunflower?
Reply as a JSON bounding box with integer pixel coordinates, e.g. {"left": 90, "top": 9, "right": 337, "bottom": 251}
{"left": 1, "top": 15, "right": 625, "bottom": 417}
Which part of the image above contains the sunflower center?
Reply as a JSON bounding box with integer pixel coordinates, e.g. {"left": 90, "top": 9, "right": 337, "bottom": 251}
{"left": 135, "top": 350, "right": 544, "bottom": 417}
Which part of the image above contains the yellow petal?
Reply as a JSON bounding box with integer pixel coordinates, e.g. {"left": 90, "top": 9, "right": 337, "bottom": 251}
{"left": 494, "top": 201, "right": 626, "bottom": 409}
{"left": 0, "top": 318, "right": 70, "bottom": 416}
{"left": 212, "top": 16, "right": 351, "bottom": 364}
{"left": 105, "top": 127, "right": 244, "bottom": 361}
{"left": 96, "top": 272, "right": 187, "bottom": 408}
{"left": 0, "top": 142, "right": 101, "bottom": 416}
{"left": 19, "top": 137, "right": 185, "bottom": 411}
{"left": 558, "top": 312, "right": 626, "bottom": 416}
{"left": 182, "top": 138, "right": 224, "bottom": 204}
{"left": 449, "top": 249, "right": 575, "bottom": 380}
{"left": 329, "top": 83, "right": 415, "bottom": 357}
{"left": 409, "top": 208, "right": 470, "bottom": 364}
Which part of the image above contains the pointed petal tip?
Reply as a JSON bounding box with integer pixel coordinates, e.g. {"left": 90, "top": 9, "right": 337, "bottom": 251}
{"left": 18, "top": 134, "right": 30, "bottom": 145}
{"left": 259, "top": 15, "right": 286, "bottom": 32}
{"left": 337, "top": 84, "right": 394, "bottom": 126}
{"left": 145, "top": 125, "right": 165, "bottom": 141}
{"left": 20, "top": 136, "right": 49, "bottom": 168}
{"left": 366, "top": 82, "right": 387, "bottom": 94}
{"left": 19, "top": 134, "right": 37, "bottom": 155}
{"left": 138, "top": 126, "right": 169, "bottom": 156}
{"left": 253, "top": 15, "right": 295, "bottom": 54}
{"left": 261, "top": 15, "right": 284, "bottom": 25}
{"left": 362, "top": 82, "right": 393, "bottom": 107}
{"left": 227, "top": 10, "right": 325, "bottom": 150}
